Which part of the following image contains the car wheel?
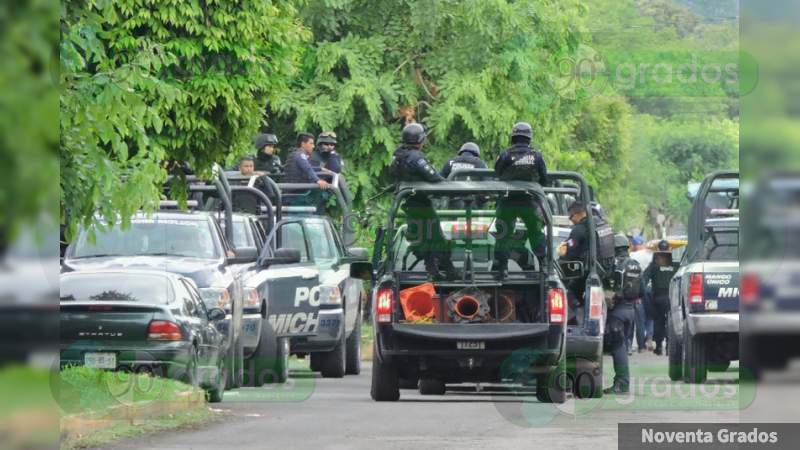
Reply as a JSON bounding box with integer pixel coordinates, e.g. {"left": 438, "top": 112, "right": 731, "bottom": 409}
{"left": 345, "top": 313, "right": 361, "bottom": 375}
{"left": 370, "top": 343, "right": 399, "bottom": 401}
{"left": 667, "top": 316, "right": 683, "bottom": 381}
{"left": 708, "top": 360, "right": 731, "bottom": 372}
{"left": 318, "top": 326, "right": 346, "bottom": 378}
{"left": 418, "top": 379, "right": 446, "bottom": 395}
{"left": 682, "top": 321, "right": 707, "bottom": 384}
{"left": 207, "top": 361, "right": 226, "bottom": 403}
{"left": 573, "top": 357, "right": 603, "bottom": 399}
{"left": 740, "top": 339, "right": 761, "bottom": 382}
{"left": 181, "top": 346, "right": 199, "bottom": 388}
{"left": 309, "top": 353, "right": 321, "bottom": 372}
{"left": 537, "top": 356, "right": 567, "bottom": 404}
{"left": 250, "top": 322, "right": 288, "bottom": 386}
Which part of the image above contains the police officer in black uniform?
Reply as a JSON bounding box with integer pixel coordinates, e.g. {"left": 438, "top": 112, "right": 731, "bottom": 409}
{"left": 390, "top": 123, "right": 457, "bottom": 279}
{"left": 440, "top": 142, "right": 487, "bottom": 179}
{"left": 604, "top": 234, "right": 642, "bottom": 394}
{"left": 493, "top": 122, "right": 548, "bottom": 279}
{"left": 253, "top": 133, "right": 282, "bottom": 174}
{"left": 643, "top": 239, "right": 678, "bottom": 355}
{"left": 310, "top": 132, "right": 343, "bottom": 173}
{"left": 558, "top": 201, "right": 591, "bottom": 308}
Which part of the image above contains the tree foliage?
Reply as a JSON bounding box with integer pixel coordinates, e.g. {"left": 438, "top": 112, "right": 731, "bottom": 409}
{"left": 60, "top": 0, "right": 306, "bottom": 237}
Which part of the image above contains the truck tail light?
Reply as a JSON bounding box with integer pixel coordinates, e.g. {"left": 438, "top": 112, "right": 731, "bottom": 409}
{"left": 741, "top": 273, "right": 759, "bottom": 306}
{"left": 376, "top": 287, "right": 394, "bottom": 324}
{"left": 589, "top": 286, "right": 604, "bottom": 320}
{"left": 147, "top": 320, "right": 183, "bottom": 341}
{"left": 548, "top": 288, "right": 566, "bottom": 324}
{"left": 689, "top": 273, "right": 704, "bottom": 304}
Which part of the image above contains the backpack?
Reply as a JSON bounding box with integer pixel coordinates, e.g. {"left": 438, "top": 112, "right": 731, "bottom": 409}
{"left": 619, "top": 257, "right": 643, "bottom": 300}
{"left": 595, "top": 216, "right": 616, "bottom": 274}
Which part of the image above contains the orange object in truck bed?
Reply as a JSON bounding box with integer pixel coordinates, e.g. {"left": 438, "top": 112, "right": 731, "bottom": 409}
{"left": 399, "top": 282, "right": 440, "bottom": 322}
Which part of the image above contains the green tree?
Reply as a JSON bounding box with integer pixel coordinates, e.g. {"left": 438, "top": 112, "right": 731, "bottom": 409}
{"left": 60, "top": 0, "right": 306, "bottom": 238}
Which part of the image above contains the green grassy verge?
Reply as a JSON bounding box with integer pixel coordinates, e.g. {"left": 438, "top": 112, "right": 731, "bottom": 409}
{"left": 58, "top": 366, "right": 214, "bottom": 450}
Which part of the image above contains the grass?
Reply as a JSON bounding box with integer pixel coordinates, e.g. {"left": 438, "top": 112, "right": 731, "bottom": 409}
{"left": 58, "top": 366, "right": 214, "bottom": 450}
{"left": 0, "top": 365, "right": 61, "bottom": 449}
{"left": 62, "top": 408, "right": 220, "bottom": 450}
{"left": 361, "top": 321, "right": 374, "bottom": 348}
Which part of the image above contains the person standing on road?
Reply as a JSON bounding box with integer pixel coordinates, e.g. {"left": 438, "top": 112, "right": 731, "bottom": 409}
{"left": 604, "top": 234, "right": 643, "bottom": 394}
{"left": 253, "top": 133, "right": 283, "bottom": 174}
{"left": 440, "top": 142, "right": 487, "bottom": 179}
{"left": 493, "top": 122, "right": 548, "bottom": 280}
{"left": 389, "top": 123, "right": 458, "bottom": 280}
{"left": 310, "top": 131, "right": 343, "bottom": 174}
{"left": 643, "top": 240, "right": 677, "bottom": 355}
{"left": 629, "top": 235, "right": 652, "bottom": 352}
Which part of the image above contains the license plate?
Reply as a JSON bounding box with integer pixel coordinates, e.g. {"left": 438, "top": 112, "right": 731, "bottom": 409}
{"left": 456, "top": 341, "right": 485, "bottom": 350}
{"left": 85, "top": 352, "right": 116, "bottom": 369}
{"left": 705, "top": 299, "right": 718, "bottom": 310}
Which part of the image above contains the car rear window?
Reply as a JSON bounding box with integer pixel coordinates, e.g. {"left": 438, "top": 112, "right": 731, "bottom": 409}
{"left": 60, "top": 274, "right": 173, "bottom": 304}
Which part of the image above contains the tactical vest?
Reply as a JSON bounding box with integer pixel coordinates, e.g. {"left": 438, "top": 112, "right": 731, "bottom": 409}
{"left": 498, "top": 145, "right": 543, "bottom": 183}
{"left": 284, "top": 150, "right": 315, "bottom": 183}
{"left": 595, "top": 216, "right": 616, "bottom": 273}
{"left": 651, "top": 262, "right": 676, "bottom": 296}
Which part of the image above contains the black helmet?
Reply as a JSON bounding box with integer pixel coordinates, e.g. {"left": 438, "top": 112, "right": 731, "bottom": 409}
{"left": 614, "top": 233, "right": 630, "bottom": 249}
{"left": 457, "top": 142, "right": 480, "bottom": 156}
{"left": 317, "top": 131, "right": 337, "bottom": 145}
{"left": 510, "top": 122, "right": 533, "bottom": 141}
{"left": 401, "top": 123, "right": 426, "bottom": 145}
{"left": 254, "top": 133, "right": 278, "bottom": 150}
{"left": 657, "top": 239, "right": 670, "bottom": 251}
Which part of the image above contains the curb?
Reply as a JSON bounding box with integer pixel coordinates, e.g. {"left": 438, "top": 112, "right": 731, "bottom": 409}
{"left": 60, "top": 389, "right": 205, "bottom": 442}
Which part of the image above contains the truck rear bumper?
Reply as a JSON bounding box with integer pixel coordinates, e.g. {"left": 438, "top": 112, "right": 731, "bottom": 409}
{"left": 377, "top": 323, "right": 563, "bottom": 365}
{"left": 743, "top": 312, "right": 800, "bottom": 334}
{"left": 566, "top": 335, "right": 603, "bottom": 361}
{"left": 688, "top": 312, "right": 739, "bottom": 335}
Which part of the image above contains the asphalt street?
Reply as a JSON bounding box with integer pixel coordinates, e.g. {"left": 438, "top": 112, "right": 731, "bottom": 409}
{"left": 99, "top": 349, "right": 790, "bottom": 450}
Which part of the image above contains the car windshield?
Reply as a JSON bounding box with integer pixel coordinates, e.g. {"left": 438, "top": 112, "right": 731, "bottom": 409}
{"left": 71, "top": 217, "right": 220, "bottom": 259}
{"left": 60, "top": 273, "right": 173, "bottom": 304}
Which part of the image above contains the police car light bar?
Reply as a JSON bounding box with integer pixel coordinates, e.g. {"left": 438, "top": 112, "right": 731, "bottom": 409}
{"left": 159, "top": 200, "right": 199, "bottom": 209}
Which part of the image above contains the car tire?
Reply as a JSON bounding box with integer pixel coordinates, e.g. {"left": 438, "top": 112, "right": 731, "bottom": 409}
{"left": 537, "top": 356, "right": 567, "bottom": 404}
{"left": 682, "top": 321, "right": 707, "bottom": 384}
{"left": 667, "top": 316, "right": 683, "bottom": 381}
{"left": 740, "top": 340, "right": 761, "bottom": 382}
{"left": 345, "top": 313, "right": 362, "bottom": 375}
{"left": 370, "top": 343, "right": 399, "bottom": 401}
{"left": 708, "top": 360, "right": 731, "bottom": 372}
{"left": 319, "top": 327, "right": 346, "bottom": 378}
{"left": 180, "top": 346, "right": 199, "bottom": 388}
{"left": 207, "top": 362, "right": 226, "bottom": 403}
{"left": 573, "top": 357, "right": 603, "bottom": 399}
{"left": 250, "top": 323, "right": 288, "bottom": 386}
{"left": 418, "top": 379, "right": 446, "bottom": 395}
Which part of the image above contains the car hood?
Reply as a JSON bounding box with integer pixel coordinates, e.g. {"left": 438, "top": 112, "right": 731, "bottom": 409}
{"left": 63, "top": 256, "right": 228, "bottom": 288}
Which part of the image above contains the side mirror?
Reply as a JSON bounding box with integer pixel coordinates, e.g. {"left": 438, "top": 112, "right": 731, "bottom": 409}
{"left": 227, "top": 247, "right": 258, "bottom": 264}
{"left": 559, "top": 260, "right": 585, "bottom": 280}
{"left": 347, "top": 247, "right": 369, "bottom": 261}
{"left": 261, "top": 247, "right": 301, "bottom": 267}
{"left": 350, "top": 261, "right": 373, "bottom": 281}
{"left": 207, "top": 308, "right": 227, "bottom": 322}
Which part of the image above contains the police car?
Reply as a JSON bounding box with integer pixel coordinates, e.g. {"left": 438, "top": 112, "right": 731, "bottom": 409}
{"left": 668, "top": 171, "right": 739, "bottom": 383}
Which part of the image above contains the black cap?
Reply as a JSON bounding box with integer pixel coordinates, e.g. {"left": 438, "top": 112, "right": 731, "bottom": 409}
{"left": 457, "top": 142, "right": 480, "bottom": 156}
{"left": 510, "top": 122, "right": 533, "bottom": 142}
{"left": 657, "top": 240, "right": 670, "bottom": 251}
{"left": 401, "top": 123, "right": 426, "bottom": 145}
{"left": 567, "top": 201, "right": 587, "bottom": 215}
{"left": 254, "top": 133, "right": 278, "bottom": 150}
{"left": 614, "top": 233, "right": 630, "bottom": 249}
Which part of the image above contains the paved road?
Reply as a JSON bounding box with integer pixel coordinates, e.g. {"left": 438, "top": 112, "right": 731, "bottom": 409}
{"left": 108, "top": 352, "right": 756, "bottom": 450}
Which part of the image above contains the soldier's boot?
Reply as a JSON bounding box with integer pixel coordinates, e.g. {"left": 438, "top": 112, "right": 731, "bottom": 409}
{"left": 436, "top": 254, "right": 461, "bottom": 281}
{"left": 492, "top": 258, "right": 509, "bottom": 281}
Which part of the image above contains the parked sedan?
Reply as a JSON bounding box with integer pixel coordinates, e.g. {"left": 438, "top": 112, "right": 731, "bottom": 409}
{"left": 60, "top": 270, "right": 228, "bottom": 402}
